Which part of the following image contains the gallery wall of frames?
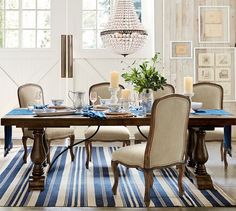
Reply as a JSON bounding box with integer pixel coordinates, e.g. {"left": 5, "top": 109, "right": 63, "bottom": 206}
{"left": 162, "top": 0, "right": 236, "bottom": 102}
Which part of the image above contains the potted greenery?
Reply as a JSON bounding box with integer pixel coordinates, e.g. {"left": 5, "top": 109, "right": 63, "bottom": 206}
{"left": 121, "top": 52, "right": 167, "bottom": 113}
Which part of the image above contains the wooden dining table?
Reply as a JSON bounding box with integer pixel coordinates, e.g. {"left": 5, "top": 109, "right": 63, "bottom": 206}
{"left": 1, "top": 113, "right": 236, "bottom": 191}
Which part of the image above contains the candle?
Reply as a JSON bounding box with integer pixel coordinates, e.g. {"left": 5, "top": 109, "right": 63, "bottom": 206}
{"left": 110, "top": 71, "right": 119, "bottom": 88}
{"left": 121, "top": 89, "right": 131, "bottom": 100}
{"left": 184, "top": 77, "right": 193, "bottom": 94}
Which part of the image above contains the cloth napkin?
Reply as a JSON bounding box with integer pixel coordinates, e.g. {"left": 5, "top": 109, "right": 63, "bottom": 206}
{"left": 4, "top": 108, "right": 34, "bottom": 156}
{"left": 193, "top": 109, "right": 231, "bottom": 116}
{"left": 82, "top": 110, "right": 106, "bottom": 119}
{"left": 193, "top": 109, "right": 232, "bottom": 157}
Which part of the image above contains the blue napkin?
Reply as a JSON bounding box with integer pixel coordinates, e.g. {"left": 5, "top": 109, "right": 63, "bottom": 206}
{"left": 4, "top": 108, "right": 34, "bottom": 156}
{"left": 7, "top": 108, "right": 34, "bottom": 115}
{"left": 193, "top": 109, "right": 232, "bottom": 157}
{"left": 193, "top": 109, "right": 231, "bottom": 116}
{"left": 83, "top": 110, "right": 106, "bottom": 119}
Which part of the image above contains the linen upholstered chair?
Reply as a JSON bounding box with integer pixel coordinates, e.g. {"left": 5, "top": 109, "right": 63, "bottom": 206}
{"left": 84, "top": 82, "right": 130, "bottom": 169}
{"left": 111, "top": 94, "right": 190, "bottom": 207}
{"left": 18, "top": 83, "right": 75, "bottom": 164}
{"left": 192, "top": 82, "right": 226, "bottom": 166}
{"left": 134, "top": 84, "right": 175, "bottom": 144}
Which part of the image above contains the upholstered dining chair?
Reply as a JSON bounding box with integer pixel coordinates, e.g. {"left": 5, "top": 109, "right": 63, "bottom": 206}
{"left": 84, "top": 82, "right": 130, "bottom": 169}
{"left": 134, "top": 84, "right": 175, "bottom": 144}
{"left": 18, "top": 83, "right": 75, "bottom": 164}
{"left": 192, "top": 82, "right": 226, "bottom": 166}
{"left": 111, "top": 94, "right": 190, "bottom": 207}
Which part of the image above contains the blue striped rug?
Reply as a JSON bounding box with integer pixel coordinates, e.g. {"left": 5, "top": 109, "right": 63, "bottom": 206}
{"left": 0, "top": 146, "right": 235, "bottom": 207}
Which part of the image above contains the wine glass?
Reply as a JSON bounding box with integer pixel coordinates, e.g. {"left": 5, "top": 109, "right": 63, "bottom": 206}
{"left": 90, "top": 91, "right": 97, "bottom": 106}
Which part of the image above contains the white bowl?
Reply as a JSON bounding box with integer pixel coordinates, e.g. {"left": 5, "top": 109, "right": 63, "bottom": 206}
{"left": 191, "top": 102, "right": 203, "bottom": 111}
{"left": 108, "top": 103, "right": 121, "bottom": 112}
{"left": 51, "top": 99, "right": 64, "bottom": 106}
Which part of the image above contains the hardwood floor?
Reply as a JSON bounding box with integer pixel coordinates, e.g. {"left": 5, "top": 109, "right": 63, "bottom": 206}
{"left": 0, "top": 141, "right": 235, "bottom": 210}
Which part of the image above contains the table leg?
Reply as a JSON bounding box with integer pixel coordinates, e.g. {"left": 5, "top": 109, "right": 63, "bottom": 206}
{"left": 29, "top": 128, "right": 46, "bottom": 191}
{"left": 187, "top": 128, "right": 196, "bottom": 167}
{"left": 192, "top": 129, "right": 213, "bottom": 189}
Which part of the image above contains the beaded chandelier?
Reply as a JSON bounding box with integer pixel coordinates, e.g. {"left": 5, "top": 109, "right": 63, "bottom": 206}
{"left": 100, "top": 0, "right": 148, "bottom": 57}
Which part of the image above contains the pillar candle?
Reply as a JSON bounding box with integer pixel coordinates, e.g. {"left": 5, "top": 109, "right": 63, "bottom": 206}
{"left": 184, "top": 77, "right": 193, "bottom": 94}
{"left": 110, "top": 71, "right": 119, "bottom": 88}
{"left": 121, "top": 89, "right": 131, "bottom": 100}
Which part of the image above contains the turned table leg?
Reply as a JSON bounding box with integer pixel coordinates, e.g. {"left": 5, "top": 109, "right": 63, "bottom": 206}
{"left": 192, "top": 129, "right": 213, "bottom": 189}
{"left": 187, "top": 128, "right": 196, "bottom": 167}
{"left": 29, "top": 128, "right": 46, "bottom": 191}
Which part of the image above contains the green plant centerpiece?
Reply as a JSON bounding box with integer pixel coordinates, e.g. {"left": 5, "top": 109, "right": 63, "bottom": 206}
{"left": 121, "top": 52, "right": 167, "bottom": 113}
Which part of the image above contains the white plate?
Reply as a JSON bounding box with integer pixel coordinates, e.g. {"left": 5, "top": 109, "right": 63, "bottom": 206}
{"left": 35, "top": 109, "right": 76, "bottom": 117}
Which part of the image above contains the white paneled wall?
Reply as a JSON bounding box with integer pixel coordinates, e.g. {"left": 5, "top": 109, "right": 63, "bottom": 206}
{"left": 0, "top": 0, "right": 236, "bottom": 140}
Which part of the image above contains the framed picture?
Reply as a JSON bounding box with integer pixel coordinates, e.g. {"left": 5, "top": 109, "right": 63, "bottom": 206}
{"left": 215, "top": 67, "right": 231, "bottom": 81}
{"left": 217, "top": 82, "right": 232, "bottom": 96}
{"left": 194, "top": 47, "right": 235, "bottom": 101}
{"left": 198, "top": 6, "right": 230, "bottom": 43}
{"left": 198, "top": 53, "right": 214, "bottom": 66}
{"left": 198, "top": 68, "right": 214, "bottom": 81}
{"left": 215, "top": 53, "right": 231, "bottom": 66}
{"left": 170, "top": 41, "right": 192, "bottom": 59}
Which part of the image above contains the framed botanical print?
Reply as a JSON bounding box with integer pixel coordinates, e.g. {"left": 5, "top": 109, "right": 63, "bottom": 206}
{"left": 170, "top": 41, "right": 192, "bottom": 59}
{"left": 198, "top": 53, "right": 214, "bottom": 66}
{"left": 198, "top": 6, "right": 230, "bottom": 43}
{"left": 198, "top": 68, "right": 214, "bottom": 81}
{"left": 194, "top": 47, "right": 235, "bottom": 100}
{"left": 215, "top": 67, "right": 231, "bottom": 81}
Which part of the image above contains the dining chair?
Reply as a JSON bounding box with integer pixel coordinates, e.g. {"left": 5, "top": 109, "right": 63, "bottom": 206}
{"left": 84, "top": 82, "right": 130, "bottom": 169}
{"left": 111, "top": 94, "right": 190, "bottom": 207}
{"left": 18, "top": 83, "right": 75, "bottom": 164}
{"left": 134, "top": 84, "right": 175, "bottom": 144}
{"left": 192, "top": 82, "right": 226, "bottom": 166}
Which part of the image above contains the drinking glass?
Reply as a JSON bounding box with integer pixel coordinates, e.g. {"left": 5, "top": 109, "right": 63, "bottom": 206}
{"left": 90, "top": 91, "right": 97, "bottom": 106}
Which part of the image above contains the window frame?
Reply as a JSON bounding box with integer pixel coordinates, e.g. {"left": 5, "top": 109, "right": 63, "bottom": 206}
{"left": 0, "top": 0, "right": 51, "bottom": 49}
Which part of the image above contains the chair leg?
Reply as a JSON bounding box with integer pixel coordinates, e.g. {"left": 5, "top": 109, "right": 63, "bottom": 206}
{"left": 47, "top": 141, "right": 51, "bottom": 165}
{"left": 111, "top": 161, "right": 119, "bottom": 195}
{"left": 69, "top": 135, "right": 75, "bottom": 161}
{"left": 223, "top": 149, "right": 228, "bottom": 169}
{"left": 144, "top": 169, "right": 153, "bottom": 207}
{"left": 220, "top": 140, "right": 224, "bottom": 162}
{"left": 178, "top": 164, "right": 184, "bottom": 196}
{"left": 85, "top": 141, "right": 90, "bottom": 169}
{"left": 89, "top": 142, "right": 92, "bottom": 161}
{"left": 22, "top": 136, "right": 28, "bottom": 163}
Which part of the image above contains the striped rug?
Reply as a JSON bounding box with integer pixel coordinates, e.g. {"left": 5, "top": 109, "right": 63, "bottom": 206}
{"left": 0, "top": 146, "right": 235, "bottom": 207}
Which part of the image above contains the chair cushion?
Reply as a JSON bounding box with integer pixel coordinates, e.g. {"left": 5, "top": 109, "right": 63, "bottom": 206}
{"left": 205, "top": 128, "right": 224, "bottom": 141}
{"left": 134, "top": 126, "right": 150, "bottom": 141}
{"left": 45, "top": 128, "right": 74, "bottom": 140}
{"left": 112, "top": 143, "right": 146, "bottom": 168}
{"left": 84, "top": 126, "right": 130, "bottom": 140}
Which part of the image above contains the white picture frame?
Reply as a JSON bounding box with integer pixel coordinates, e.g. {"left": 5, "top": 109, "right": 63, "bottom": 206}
{"left": 215, "top": 53, "right": 231, "bottom": 66}
{"left": 198, "top": 53, "right": 214, "bottom": 66}
{"left": 198, "top": 68, "right": 215, "bottom": 81}
{"left": 194, "top": 47, "right": 235, "bottom": 101}
{"left": 170, "top": 41, "right": 192, "bottom": 59}
{"left": 215, "top": 67, "right": 231, "bottom": 81}
{"left": 198, "top": 6, "right": 230, "bottom": 43}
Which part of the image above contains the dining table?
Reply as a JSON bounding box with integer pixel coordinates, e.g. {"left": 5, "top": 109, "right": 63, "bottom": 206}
{"left": 1, "top": 109, "right": 236, "bottom": 191}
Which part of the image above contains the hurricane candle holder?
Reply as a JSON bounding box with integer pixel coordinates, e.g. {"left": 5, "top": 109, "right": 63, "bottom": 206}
{"left": 109, "top": 87, "right": 119, "bottom": 104}
{"left": 121, "top": 99, "right": 130, "bottom": 112}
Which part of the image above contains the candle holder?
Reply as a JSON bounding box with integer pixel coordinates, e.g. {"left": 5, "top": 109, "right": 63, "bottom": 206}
{"left": 184, "top": 92, "right": 194, "bottom": 113}
{"left": 121, "top": 99, "right": 130, "bottom": 112}
{"left": 109, "top": 87, "right": 119, "bottom": 104}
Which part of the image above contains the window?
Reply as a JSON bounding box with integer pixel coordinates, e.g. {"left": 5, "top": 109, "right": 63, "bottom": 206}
{"left": 0, "top": 0, "right": 51, "bottom": 48}
{"left": 82, "top": 0, "right": 142, "bottom": 49}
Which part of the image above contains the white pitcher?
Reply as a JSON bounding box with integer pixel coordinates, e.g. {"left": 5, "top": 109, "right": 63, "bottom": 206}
{"left": 68, "top": 91, "right": 85, "bottom": 111}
